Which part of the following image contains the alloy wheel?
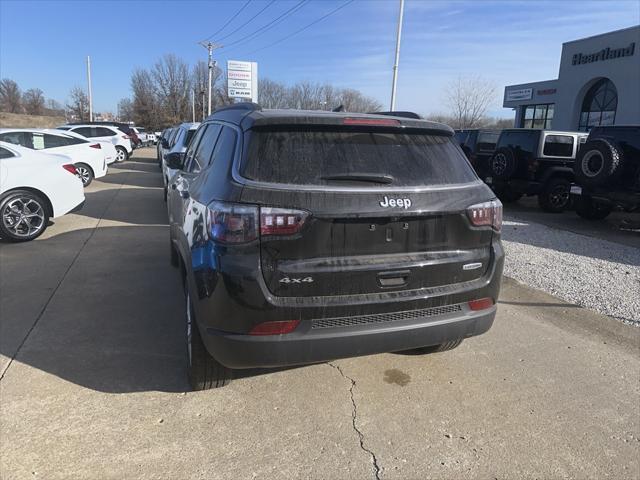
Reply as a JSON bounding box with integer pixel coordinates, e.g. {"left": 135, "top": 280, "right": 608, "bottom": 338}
{"left": 2, "top": 197, "right": 45, "bottom": 238}
{"left": 76, "top": 166, "right": 91, "bottom": 186}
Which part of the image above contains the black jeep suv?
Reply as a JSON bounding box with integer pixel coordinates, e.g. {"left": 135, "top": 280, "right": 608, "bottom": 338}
{"left": 486, "top": 129, "right": 588, "bottom": 212}
{"left": 454, "top": 129, "right": 501, "bottom": 178}
{"left": 167, "top": 104, "right": 504, "bottom": 390}
{"left": 571, "top": 125, "right": 640, "bottom": 219}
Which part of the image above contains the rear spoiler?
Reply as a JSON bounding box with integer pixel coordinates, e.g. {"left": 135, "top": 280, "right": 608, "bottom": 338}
{"left": 368, "top": 111, "right": 422, "bottom": 119}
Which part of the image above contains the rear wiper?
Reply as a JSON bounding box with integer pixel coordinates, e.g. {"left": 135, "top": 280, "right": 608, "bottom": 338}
{"left": 320, "top": 173, "right": 394, "bottom": 184}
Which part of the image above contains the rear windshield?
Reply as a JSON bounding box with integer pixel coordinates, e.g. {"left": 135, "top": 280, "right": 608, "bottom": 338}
{"left": 242, "top": 129, "right": 477, "bottom": 187}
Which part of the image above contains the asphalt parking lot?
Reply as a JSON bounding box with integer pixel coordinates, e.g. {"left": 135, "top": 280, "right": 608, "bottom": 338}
{"left": 1, "top": 149, "right": 639, "bottom": 479}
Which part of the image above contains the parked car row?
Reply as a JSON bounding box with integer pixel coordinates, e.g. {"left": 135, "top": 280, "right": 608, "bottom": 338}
{"left": 455, "top": 126, "right": 639, "bottom": 217}
{"left": 156, "top": 122, "right": 200, "bottom": 200}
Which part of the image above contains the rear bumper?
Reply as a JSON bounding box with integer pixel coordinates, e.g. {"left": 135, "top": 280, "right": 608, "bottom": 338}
{"left": 203, "top": 305, "right": 496, "bottom": 369}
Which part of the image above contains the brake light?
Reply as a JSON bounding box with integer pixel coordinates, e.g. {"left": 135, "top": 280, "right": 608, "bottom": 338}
{"left": 468, "top": 298, "right": 494, "bottom": 311}
{"left": 207, "top": 203, "right": 310, "bottom": 244}
{"left": 62, "top": 164, "right": 77, "bottom": 175}
{"left": 207, "top": 201, "right": 258, "bottom": 244}
{"left": 122, "top": 135, "right": 131, "bottom": 140}
{"left": 260, "top": 207, "right": 308, "bottom": 236}
{"left": 249, "top": 320, "right": 300, "bottom": 335}
{"left": 467, "top": 199, "right": 502, "bottom": 231}
{"left": 89, "top": 143, "right": 101, "bottom": 149}
{"left": 343, "top": 117, "right": 401, "bottom": 127}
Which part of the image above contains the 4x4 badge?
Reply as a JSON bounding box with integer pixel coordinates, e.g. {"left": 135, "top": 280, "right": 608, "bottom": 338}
{"left": 379, "top": 196, "right": 412, "bottom": 209}
{"left": 279, "top": 277, "right": 314, "bottom": 284}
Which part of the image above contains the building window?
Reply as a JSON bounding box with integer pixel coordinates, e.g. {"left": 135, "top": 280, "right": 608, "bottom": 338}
{"left": 579, "top": 78, "right": 617, "bottom": 131}
{"left": 521, "top": 104, "right": 554, "bottom": 129}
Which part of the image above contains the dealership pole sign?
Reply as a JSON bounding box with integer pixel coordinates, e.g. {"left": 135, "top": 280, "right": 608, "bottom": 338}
{"left": 227, "top": 60, "right": 258, "bottom": 102}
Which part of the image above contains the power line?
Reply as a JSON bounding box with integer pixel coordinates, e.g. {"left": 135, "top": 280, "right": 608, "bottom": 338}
{"left": 245, "top": 0, "right": 355, "bottom": 55}
{"left": 222, "top": 0, "right": 308, "bottom": 51}
{"left": 215, "top": 0, "right": 277, "bottom": 42}
{"left": 202, "top": 0, "right": 253, "bottom": 42}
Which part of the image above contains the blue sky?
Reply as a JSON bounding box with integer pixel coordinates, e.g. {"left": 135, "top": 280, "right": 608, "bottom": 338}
{"left": 1, "top": 0, "right": 638, "bottom": 118}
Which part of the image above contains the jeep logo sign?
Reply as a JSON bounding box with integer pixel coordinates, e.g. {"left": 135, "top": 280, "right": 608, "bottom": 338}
{"left": 379, "top": 196, "right": 411, "bottom": 209}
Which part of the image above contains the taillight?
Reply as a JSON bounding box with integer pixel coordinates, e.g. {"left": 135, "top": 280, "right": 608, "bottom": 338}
{"left": 89, "top": 143, "right": 101, "bottom": 149}
{"left": 122, "top": 135, "right": 131, "bottom": 140}
{"left": 260, "top": 207, "right": 308, "bottom": 236}
{"left": 467, "top": 199, "right": 502, "bottom": 231}
{"left": 207, "top": 203, "right": 310, "bottom": 244}
{"left": 249, "top": 320, "right": 300, "bottom": 335}
{"left": 62, "top": 164, "right": 77, "bottom": 175}
{"left": 207, "top": 201, "right": 258, "bottom": 244}
{"left": 468, "top": 298, "right": 494, "bottom": 311}
{"left": 343, "top": 117, "right": 400, "bottom": 127}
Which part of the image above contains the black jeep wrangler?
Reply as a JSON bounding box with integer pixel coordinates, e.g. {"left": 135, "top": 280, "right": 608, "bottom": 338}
{"left": 570, "top": 125, "right": 640, "bottom": 219}
{"left": 454, "top": 129, "right": 501, "bottom": 178}
{"left": 485, "top": 129, "right": 588, "bottom": 212}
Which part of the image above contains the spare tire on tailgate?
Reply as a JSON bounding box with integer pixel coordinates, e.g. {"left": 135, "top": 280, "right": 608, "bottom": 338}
{"left": 574, "top": 139, "right": 624, "bottom": 188}
{"left": 489, "top": 147, "right": 517, "bottom": 180}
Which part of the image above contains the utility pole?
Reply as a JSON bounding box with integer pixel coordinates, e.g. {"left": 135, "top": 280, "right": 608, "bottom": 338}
{"left": 390, "top": 0, "right": 405, "bottom": 111}
{"left": 198, "top": 41, "right": 221, "bottom": 117}
{"left": 192, "top": 90, "right": 195, "bottom": 123}
{"left": 201, "top": 90, "right": 206, "bottom": 121}
{"left": 86, "top": 55, "right": 93, "bottom": 121}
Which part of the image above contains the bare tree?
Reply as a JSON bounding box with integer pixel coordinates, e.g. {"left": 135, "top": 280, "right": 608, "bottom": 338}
{"left": 131, "top": 68, "right": 159, "bottom": 128}
{"left": 66, "top": 86, "right": 89, "bottom": 121}
{"left": 152, "top": 54, "right": 192, "bottom": 123}
{"left": 445, "top": 75, "right": 496, "bottom": 129}
{"left": 118, "top": 98, "right": 134, "bottom": 122}
{"left": 23, "top": 88, "right": 45, "bottom": 115}
{"left": 258, "top": 78, "right": 289, "bottom": 109}
{"left": 0, "top": 79, "right": 22, "bottom": 113}
{"left": 338, "top": 88, "right": 382, "bottom": 113}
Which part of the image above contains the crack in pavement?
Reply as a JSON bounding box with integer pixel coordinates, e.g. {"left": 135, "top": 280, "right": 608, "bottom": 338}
{"left": 328, "top": 362, "right": 381, "bottom": 480}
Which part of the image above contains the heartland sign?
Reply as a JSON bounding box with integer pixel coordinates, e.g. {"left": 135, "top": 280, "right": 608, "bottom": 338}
{"left": 572, "top": 42, "right": 635, "bottom": 65}
{"left": 227, "top": 60, "right": 258, "bottom": 101}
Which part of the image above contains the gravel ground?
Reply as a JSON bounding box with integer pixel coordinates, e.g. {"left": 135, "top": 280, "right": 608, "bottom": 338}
{"left": 502, "top": 216, "right": 640, "bottom": 325}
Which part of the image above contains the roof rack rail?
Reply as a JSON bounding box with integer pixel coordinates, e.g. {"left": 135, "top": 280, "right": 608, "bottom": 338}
{"left": 213, "top": 102, "right": 262, "bottom": 114}
{"left": 370, "top": 111, "right": 422, "bottom": 119}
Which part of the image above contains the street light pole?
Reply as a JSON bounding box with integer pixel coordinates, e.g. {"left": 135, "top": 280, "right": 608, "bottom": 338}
{"left": 390, "top": 0, "right": 405, "bottom": 111}
{"left": 86, "top": 55, "right": 93, "bottom": 121}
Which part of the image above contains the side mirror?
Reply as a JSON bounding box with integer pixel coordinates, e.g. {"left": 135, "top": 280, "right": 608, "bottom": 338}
{"left": 164, "top": 151, "right": 185, "bottom": 170}
{"left": 161, "top": 138, "right": 169, "bottom": 149}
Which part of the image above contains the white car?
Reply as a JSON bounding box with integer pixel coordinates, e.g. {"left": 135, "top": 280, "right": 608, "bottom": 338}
{"left": 57, "top": 124, "right": 132, "bottom": 162}
{"left": 0, "top": 128, "right": 108, "bottom": 187}
{"left": 0, "top": 141, "right": 84, "bottom": 242}
{"left": 63, "top": 129, "right": 118, "bottom": 166}
{"left": 132, "top": 127, "right": 154, "bottom": 146}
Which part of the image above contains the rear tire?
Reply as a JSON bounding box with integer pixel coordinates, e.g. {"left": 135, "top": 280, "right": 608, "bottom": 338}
{"left": 538, "top": 177, "right": 571, "bottom": 213}
{"left": 575, "top": 195, "right": 612, "bottom": 220}
{"left": 0, "top": 190, "right": 50, "bottom": 242}
{"left": 74, "top": 163, "right": 93, "bottom": 187}
{"left": 115, "top": 147, "right": 128, "bottom": 163}
{"left": 185, "top": 284, "right": 231, "bottom": 390}
{"left": 400, "top": 339, "right": 463, "bottom": 355}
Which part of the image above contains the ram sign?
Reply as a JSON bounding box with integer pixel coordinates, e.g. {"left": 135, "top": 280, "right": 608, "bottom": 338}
{"left": 227, "top": 60, "right": 258, "bottom": 102}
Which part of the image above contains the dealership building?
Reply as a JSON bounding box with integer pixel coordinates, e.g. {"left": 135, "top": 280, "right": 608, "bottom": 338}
{"left": 503, "top": 26, "right": 639, "bottom": 131}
